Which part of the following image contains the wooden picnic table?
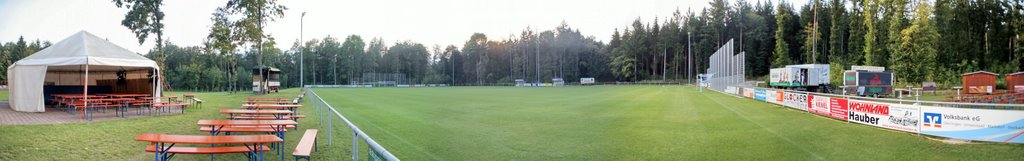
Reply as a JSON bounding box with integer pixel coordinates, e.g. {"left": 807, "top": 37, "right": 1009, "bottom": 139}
{"left": 220, "top": 109, "right": 293, "bottom": 120}
{"left": 241, "top": 104, "right": 302, "bottom": 110}
{"left": 246, "top": 97, "right": 289, "bottom": 101}
{"left": 135, "top": 133, "right": 281, "bottom": 161}
{"left": 105, "top": 94, "right": 151, "bottom": 98}
{"left": 242, "top": 100, "right": 293, "bottom": 105}
{"left": 196, "top": 119, "right": 297, "bottom": 160}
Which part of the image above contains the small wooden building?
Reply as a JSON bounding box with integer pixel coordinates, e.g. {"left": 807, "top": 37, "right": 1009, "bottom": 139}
{"left": 962, "top": 71, "right": 998, "bottom": 94}
{"left": 1007, "top": 72, "right": 1024, "bottom": 93}
{"left": 252, "top": 66, "right": 281, "bottom": 94}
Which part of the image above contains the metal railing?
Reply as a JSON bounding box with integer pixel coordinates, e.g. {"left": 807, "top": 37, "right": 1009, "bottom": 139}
{"left": 306, "top": 88, "right": 400, "bottom": 161}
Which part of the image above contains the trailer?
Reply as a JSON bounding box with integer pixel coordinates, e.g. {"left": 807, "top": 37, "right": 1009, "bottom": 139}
{"left": 843, "top": 69, "right": 894, "bottom": 97}
{"left": 768, "top": 64, "right": 831, "bottom": 92}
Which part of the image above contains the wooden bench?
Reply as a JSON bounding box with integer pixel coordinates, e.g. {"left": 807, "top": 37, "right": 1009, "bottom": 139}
{"left": 227, "top": 115, "right": 304, "bottom": 120}
{"left": 199, "top": 127, "right": 289, "bottom": 133}
{"left": 293, "top": 129, "right": 318, "bottom": 161}
{"left": 192, "top": 98, "right": 204, "bottom": 109}
{"left": 145, "top": 145, "right": 270, "bottom": 154}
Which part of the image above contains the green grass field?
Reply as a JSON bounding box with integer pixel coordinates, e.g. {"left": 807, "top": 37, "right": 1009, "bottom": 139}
{"left": 316, "top": 86, "right": 1023, "bottom": 160}
{"left": 0, "top": 86, "right": 1021, "bottom": 160}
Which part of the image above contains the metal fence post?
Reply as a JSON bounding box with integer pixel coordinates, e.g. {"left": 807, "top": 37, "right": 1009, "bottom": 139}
{"left": 319, "top": 93, "right": 323, "bottom": 128}
{"left": 328, "top": 109, "right": 333, "bottom": 145}
{"left": 353, "top": 131, "right": 359, "bottom": 161}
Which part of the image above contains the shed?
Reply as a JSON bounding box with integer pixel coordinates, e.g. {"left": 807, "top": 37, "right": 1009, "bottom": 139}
{"left": 1007, "top": 72, "right": 1024, "bottom": 93}
{"left": 961, "top": 71, "right": 998, "bottom": 94}
{"left": 252, "top": 66, "right": 281, "bottom": 94}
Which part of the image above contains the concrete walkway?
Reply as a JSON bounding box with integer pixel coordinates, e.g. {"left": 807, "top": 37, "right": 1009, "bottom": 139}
{"left": 0, "top": 102, "right": 185, "bottom": 125}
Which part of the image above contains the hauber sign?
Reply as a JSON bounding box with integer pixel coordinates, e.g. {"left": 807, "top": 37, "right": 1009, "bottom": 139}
{"left": 848, "top": 100, "right": 889, "bottom": 126}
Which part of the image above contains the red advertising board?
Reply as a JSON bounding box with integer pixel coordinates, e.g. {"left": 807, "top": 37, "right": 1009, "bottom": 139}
{"left": 828, "top": 97, "right": 848, "bottom": 120}
{"left": 808, "top": 95, "right": 831, "bottom": 116}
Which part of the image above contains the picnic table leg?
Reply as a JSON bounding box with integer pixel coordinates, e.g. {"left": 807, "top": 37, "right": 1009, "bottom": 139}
{"left": 154, "top": 142, "right": 159, "bottom": 161}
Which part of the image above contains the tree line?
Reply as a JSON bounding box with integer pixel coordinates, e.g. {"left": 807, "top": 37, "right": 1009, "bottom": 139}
{"left": 1, "top": 0, "right": 1022, "bottom": 91}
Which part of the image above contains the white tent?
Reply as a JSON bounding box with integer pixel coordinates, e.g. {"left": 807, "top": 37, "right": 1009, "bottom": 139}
{"left": 7, "top": 31, "right": 161, "bottom": 112}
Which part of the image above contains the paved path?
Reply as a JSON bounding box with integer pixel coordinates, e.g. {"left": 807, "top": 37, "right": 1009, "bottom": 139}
{"left": 0, "top": 101, "right": 184, "bottom": 125}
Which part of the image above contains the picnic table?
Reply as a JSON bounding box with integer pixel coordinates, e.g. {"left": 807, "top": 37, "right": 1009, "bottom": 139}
{"left": 197, "top": 119, "right": 297, "bottom": 160}
{"left": 220, "top": 109, "right": 293, "bottom": 120}
{"left": 242, "top": 100, "right": 293, "bottom": 105}
{"left": 246, "top": 97, "right": 289, "bottom": 101}
{"left": 241, "top": 104, "right": 302, "bottom": 111}
{"left": 135, "top": 133, "right": 281, "bottom": 161}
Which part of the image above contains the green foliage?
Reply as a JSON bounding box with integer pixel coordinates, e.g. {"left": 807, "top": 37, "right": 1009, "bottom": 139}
{"left": 112, "top": 0, "right": 164, "bottom": 47}
{"left": 892, "top": 2, "right": 940, "bottom": 84}
{"left": 863, "top": 0, "right": 880, "bottom": 66}
{"left": 773, "top": 2, "right": 793, "bottom": 68}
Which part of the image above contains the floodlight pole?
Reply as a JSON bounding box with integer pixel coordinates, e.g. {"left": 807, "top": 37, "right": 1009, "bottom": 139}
{"left": 300, "top": 12, "right": 306, "bottom": 88}
{"left": 688, "top": 32, "right": 692, "bottom": 85}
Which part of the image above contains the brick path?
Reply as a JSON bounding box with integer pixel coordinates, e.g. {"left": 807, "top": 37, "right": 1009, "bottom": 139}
{"left": 0, "top": 101, "right": 185, "bottom": 125}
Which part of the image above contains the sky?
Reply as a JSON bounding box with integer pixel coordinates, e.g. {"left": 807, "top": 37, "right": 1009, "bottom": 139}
{"left": 0, "top": 0, "right": 807, "bottom": 54}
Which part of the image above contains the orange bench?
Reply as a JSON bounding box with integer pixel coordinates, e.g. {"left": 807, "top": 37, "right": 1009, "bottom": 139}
{"left": 227, "top": 115, "right": 305, "bottom": 120}
{"left": 199, "top": 127, "right": 289, "bottom": 133}
{"left": 293, "top": 129, "right": 318, "bottom": 161}
{"left": 145, "top": 145, "right": 270, "bottom": 154}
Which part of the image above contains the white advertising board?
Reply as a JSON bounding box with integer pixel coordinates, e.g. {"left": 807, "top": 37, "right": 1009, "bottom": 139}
{"left": 921, "top": 106, "right": 1024, "bottom": 143}
{"left": 743, "top": 88, "right": 755, "bottom": 98}
{"left": 883, "top": 104, "right": 921, "bottom": 133}
{"left": 782, "top": 92, "right": 809, "bottom": 111}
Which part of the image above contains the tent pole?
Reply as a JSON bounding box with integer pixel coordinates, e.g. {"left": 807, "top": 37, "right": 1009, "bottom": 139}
{"left": 83, "top": 64, "right": 89, "bottom": 120}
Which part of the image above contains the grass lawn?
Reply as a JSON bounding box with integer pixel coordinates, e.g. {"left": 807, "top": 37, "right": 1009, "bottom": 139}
{"left": 0, "top": 88, "right": 362, "bottom": 160}
{"left": 0, "top": 86, "right": 1021, "bottom": 160}
{"left": 315, "top": 86, "right": 1023, "bottom": 160}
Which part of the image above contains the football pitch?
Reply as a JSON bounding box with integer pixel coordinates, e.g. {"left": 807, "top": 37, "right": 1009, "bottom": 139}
{"left": 314, "top": 85, "right": 1024, "bottom": 160}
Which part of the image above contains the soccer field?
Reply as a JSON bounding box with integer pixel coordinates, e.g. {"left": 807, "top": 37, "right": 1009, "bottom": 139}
{"left": 314, "top": 86, "right": 1024, "bottom": 160}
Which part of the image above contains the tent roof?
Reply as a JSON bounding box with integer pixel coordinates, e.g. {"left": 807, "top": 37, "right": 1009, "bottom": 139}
{"left": 10, "top": 31, "right": 158, "bottom": 69}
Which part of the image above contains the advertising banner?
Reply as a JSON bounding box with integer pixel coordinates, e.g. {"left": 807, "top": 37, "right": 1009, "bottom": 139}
{"left": 921, "top": 106, "right": 1024, "bottom": 143}
{"left": 765, "top": 90, "right": 779, "bottom": 105}
{"left": 743, "top": 88, "right": 756, "bottom": 98}
{"left": 828, "top": 97, "right": 848, "bottom": 120}
{"left": 783, "top": 92, "right": 809, "bottom": 111}
{"left": 883, "top": 104, "right": 921, "bottom": 133}
{"left": 754, "top": 89, "right": 766, "bottom": 101}
{"left": 848, "top": 100, "right": 889, "bottom": 127}
{"left": 808, "top": 95, "right": 831, "bottom": 116}
{"left": 772, "top": 90, "right": 785, "bottom": 105}
{"left": 725, "top": 86, "right": 740, "bottom": 95}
